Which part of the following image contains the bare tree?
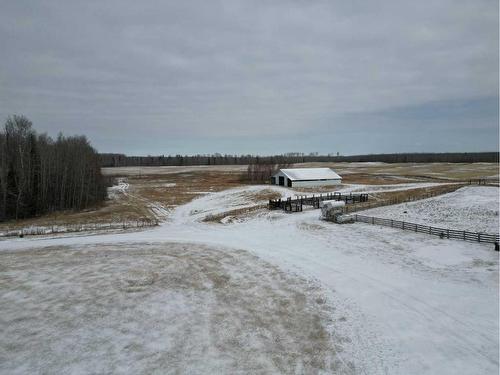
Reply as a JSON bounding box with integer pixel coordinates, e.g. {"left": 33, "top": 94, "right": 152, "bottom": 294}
{"left": 0, "top": 115, "right": 107, "bottom": 221}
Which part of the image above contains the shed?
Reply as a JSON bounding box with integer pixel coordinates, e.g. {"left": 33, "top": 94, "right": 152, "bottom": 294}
{"left": 270, "top": 168, "right": 342, "bottom": 188}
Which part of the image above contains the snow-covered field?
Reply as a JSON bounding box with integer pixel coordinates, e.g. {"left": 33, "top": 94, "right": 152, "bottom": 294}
{"left": 0, "top": 185, "right": 498, "bottom": 374}
{"left": 360, "top": 186, "right": 499, "bottom": 233}
{"left": 1, "top": 243, "right": 347, "bottom": 374}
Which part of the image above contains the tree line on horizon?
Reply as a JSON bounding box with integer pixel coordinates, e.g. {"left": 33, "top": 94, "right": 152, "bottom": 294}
{"left": 100, "top": 151, "right": 499, "bottom": 168}
{"left": 0, "top": 115, "right": 107, "bottom": 221}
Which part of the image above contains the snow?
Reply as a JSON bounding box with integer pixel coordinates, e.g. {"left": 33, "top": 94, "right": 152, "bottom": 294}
{"left": 0, "top": 243, "right": 347, "bottom": 374}
{"left": 111, "top": 178, "right": 170, "bottom": 221}
{"left": 337, "top": 182, "right": 452, "bottom": 194}
{"left": 415, "top": 244, "right": 475, "bottom": 268}
{"left": 170, "top": 185, "right": 291, "bottom": 224}
{"left": 279, "top": 167, "right": 342, "bottom": 181}
{"left": 0, "top": 184, "right": 498, "bottom": 374}
{"left": 360, "top": 186, "right": 499, "bottom": 233}
{"left": 106, "top": 178, "right": 129, "bottom": 199}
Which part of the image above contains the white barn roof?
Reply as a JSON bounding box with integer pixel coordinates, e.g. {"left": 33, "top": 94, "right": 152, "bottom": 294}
{"left": 279, "top": 168, "right": 341, "bottom": 181}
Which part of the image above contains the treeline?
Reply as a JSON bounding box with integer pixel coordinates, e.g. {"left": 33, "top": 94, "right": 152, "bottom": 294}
{"left": 333, "top": 152, "right": 499, "bottom": 163}
{"left": 100, "top": 151, "right": 499, "bottom": 167}
{"left": 100, "top": 153, "right": 305, "bottom": 167}
{"left": 0, "top": 115, "right": 107, "bottom": 221}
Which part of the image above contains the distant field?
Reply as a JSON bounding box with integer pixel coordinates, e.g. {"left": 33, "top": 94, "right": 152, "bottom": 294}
{"left": 298, "top": 162, "right": 499, "bottom": 184}
{"left": 0, "top": 162, "right": 497, "bottom": 231}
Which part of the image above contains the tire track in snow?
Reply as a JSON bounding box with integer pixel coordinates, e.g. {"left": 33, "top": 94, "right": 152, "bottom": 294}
{"left": 115, "top": 178, "right": 170, "bottom": 221}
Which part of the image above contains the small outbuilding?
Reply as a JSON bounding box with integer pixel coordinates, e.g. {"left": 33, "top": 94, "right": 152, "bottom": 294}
{"left": 270, "top": 168, "right": 342, "bottom": 188}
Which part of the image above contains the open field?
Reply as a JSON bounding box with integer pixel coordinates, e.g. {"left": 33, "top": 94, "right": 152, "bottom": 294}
{"left": 299, "top": 162, "right": 499, "bottom": 183}
{"left": 1, "top": 184, "right": 498, "bottom": 374}
{"left": 0, "top": 163, "right": 498, "bottom": 374}
{"left": 0, "top": 162, "right": 497, "bottom": 232}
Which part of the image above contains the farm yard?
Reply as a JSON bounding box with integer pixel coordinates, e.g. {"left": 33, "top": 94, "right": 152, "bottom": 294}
{"left": 0, "top": 162, "right": 498, "bottom": 233}
{"left": 2, "top": 0, "right": 498, "bottom": 373}
{"left": 0, "top": 162, "right": 499, "bottom": 374}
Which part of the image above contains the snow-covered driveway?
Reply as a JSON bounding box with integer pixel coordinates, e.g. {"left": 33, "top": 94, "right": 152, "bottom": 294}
{"left": 1, "top": 185, "right": 498, "bottom": 374}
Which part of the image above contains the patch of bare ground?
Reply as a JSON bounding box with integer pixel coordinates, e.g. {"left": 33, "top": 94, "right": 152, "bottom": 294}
{"left": 240, "top": 188, "right": 282, "bottom": 201}
{"left": 203, "top": 204, "right": 267, "bottom": 223}
{"left": 0, "top": 243, "right": 351, "bottom": 374}
{"left": 131, "top": 170, "right": 244, "bottom": 207}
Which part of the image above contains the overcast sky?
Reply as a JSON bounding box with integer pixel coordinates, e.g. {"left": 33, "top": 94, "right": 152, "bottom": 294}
{"left": 0, "top": 0, "right": 498, "bottom": 155}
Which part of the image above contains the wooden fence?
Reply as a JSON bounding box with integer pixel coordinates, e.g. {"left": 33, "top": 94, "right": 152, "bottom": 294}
{"left": 0, "top": 218, "right": 159, "bottom": 238}
{"left": 269, "top": 192, "right": 369, "bottom": 212}
{"left": 351, "top": 214, "right": 499, "bottom": 244}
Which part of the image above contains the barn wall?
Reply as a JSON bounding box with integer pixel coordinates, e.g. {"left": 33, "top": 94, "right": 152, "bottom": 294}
{"left": 291, "top": 179, "right": 342, "bottom": 187}
{"left": 271, "top": 171, "right": 288, "bottom": 185}
{"left": 271, "top": 170, "right": 342, "bottom": 187}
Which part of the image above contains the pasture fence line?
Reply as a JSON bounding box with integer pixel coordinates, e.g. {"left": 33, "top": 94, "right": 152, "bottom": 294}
{"left": 0, "top": 218, "right": 159, "bottom": 238}
{"left": 349, "top": 214, "right": 499, "bottom": 245}
{"left": 341, "top": 185, "right": 463, "bottom": 214}
{"left": 269, "top": 192, "right": 369, "bottom": 212}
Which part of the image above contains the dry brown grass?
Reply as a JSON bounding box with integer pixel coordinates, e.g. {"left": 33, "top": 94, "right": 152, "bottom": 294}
{"left": 0, "top": 169, "right": 245, "bottom": 231}
{"left": 372, "top": 183, "right": 465, "bottom": 202}
{"left": 340, "top": 173, "right": 423, "bottom": 185}
{"left": 240, "top": 189, "right": 282, "bottom": 201}
{"left": 131, "top": 170, "right": 244, "bottom": 207}
{"left": 296, "top": 162, "right": 499, "bottom": 182}
{"left": 0, "top": 195, "right": 153, "bottom": 231}
{"left": 2, "top": 162, "right": 496, "bottom": 230}
{"left": 203, "top": 205, "right": 268, "bottom": 223}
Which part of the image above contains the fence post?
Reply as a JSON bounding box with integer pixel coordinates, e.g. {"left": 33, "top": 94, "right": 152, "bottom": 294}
{"left": 447, "top": 229, "right": 449, "bottom": 239}
{"left": 402, "top": 221, "right": 405, "bottom": 230}
{"left": 372, "top": 217, "right": 374, "bottom": 224}
{"left": 463, "top": 231, "right": 465, "bottom": 240}
{"left": 478, "top": 233, "right": 481, "bottom": 243}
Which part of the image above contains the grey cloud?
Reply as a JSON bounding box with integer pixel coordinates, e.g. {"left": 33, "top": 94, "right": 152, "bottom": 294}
{"left": 0, "top": 0, "right": 497, "bottom": 153}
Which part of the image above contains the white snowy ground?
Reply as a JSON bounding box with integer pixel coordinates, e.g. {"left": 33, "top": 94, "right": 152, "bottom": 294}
{"left": 0, "top": 185, "right": 499, "bottom": 374}
{"left": 1, "top": 243, "right": 348, "bottom": 374}
{"left": 360, "top": 186, "right": 499, "bottom": 233}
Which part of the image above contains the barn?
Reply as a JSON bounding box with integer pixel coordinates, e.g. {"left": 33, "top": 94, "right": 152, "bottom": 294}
{"left": 270, "top": 168, "right": 342, "bottom": 187}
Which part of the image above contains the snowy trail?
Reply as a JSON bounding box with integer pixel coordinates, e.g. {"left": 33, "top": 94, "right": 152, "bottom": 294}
{"left": 1, "top": 185, "right": 498, "bottom": 374}
{"left": 112, "top": 178, "right": 171, "bottom": 221}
